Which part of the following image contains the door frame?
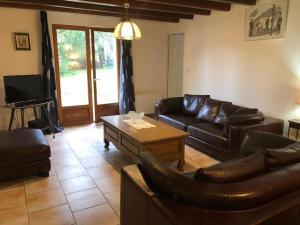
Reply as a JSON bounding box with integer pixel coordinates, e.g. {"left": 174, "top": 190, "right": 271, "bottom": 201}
{"left": 52, "top": 24, "right": 93, "bottom": 126}
{"left": 91, "top": 28, "right": 120, "bottom": 123}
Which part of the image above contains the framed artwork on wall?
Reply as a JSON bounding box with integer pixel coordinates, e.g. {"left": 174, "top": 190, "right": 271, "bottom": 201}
{"left": 14, "top": 33, "right": 31, "bottom": 50}
{"left": 245, "top": 0, "right": 289, "bottom": 41}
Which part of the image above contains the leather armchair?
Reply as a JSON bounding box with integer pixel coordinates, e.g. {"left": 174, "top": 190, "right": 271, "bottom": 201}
{"left": 121, "top": 140, "right": 300, "bottom": 225}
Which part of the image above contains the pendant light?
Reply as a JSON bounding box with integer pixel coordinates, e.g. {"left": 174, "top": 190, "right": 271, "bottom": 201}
{"left": 113, "top": 1, "right": 142, "bottom": 40}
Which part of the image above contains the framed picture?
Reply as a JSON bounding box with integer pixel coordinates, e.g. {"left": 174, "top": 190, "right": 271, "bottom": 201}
{"left": 14, "top": 33, "right": 31, "bottom": 50}
{"left": 245, "top": 0, "right": 289, "bottom": 41}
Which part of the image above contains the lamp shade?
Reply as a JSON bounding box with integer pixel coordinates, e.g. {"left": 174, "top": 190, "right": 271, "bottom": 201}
{"left": 113, "top": 20, "right": 141, "bottom": 40}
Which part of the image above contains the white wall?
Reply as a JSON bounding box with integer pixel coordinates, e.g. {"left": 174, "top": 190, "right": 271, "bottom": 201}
{"left": 0, "top": 8, "right": 170, "bottom": 130}
{"left": 168, "top": 0, "right": 300, "bottom": 132}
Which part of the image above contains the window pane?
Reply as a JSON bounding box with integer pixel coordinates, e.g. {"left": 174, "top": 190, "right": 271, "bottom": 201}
{"left": 94, "top": 32, "right": 118, "bottom": 105}
{"left": 57, "top": 29, "right": 89, "bottom": 107}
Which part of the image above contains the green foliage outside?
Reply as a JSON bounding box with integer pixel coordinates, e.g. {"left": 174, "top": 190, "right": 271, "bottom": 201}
{"left": 57, "top": 30, "right": 116, "bottom": 78}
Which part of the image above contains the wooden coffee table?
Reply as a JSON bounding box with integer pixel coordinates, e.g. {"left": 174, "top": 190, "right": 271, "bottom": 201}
{"left": 102, "top": 115, "right": 189, "bottom": 170}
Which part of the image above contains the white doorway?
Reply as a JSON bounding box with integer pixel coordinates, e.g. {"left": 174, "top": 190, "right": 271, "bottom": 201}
{"left": 167, "top": 33, "right": 184, "bottom": 98}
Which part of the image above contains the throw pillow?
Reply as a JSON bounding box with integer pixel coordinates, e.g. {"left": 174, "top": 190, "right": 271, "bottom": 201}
{"left": 214, "top": 102, "right": 234, "bottom": 125}
{"left": 182, "top": 94, "right": 209, "bottom": 116}
{"left": 196, "top": 98, "right": 224, "bottom": 122}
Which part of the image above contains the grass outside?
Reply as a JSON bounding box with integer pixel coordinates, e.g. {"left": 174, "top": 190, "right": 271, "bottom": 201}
{"left": 60, "top": 68, "right": 118, "bottom": 107}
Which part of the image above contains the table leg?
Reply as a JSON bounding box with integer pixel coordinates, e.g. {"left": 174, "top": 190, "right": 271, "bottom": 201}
{"left": 177, "top": 139, "right": 185, "bottom": 171}
{"left": 177, "top": 158, "right": 185, "bottom": 171}
{"left": 33, "top": 107, "right": 38, "bottom": 120}
{"left": 104, "top": 139, "right": 110, "bottom": 149}
{"left": 21, "top": 109, "right": 25, "bottom": 128}
{"left": 8, "top": 108, "right": 15, "bottom": 131}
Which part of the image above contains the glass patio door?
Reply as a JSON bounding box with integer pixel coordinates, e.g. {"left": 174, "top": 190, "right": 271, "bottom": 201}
{"left": 91, "top": 29, "right": 119, "bottom": 123}
{"left": 53, "top": 25, "right": 93, "bottom": 125}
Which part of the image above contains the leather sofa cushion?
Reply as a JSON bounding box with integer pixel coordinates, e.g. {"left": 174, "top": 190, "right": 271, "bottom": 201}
{"left": 214, "top": 102, "right": 234, "bottom": 125}
{"left": 159, "top": 114, "right": 195, "bottom": 131}
{"left": 265, "top": 142, "right": 300, "bottom": 169}
{"left": 0, "top": 129, "right": 51, "bottom": 167}
{"left": 196, "top": 98, "right": 224, "bottom": 122}
{"left": 182, "top": 94, "right": 209, "bottom": 116}
{"left": 187, "top": 122, "right": 228, "bottom": 150}
{"left": 194, "top": 151, "right": 266, "bottom": 183}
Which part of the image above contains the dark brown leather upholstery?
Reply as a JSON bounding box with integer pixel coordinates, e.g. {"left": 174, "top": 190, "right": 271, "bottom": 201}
{"left": 155, "top": 95, "right": 284, "bottom": 160}
{"left": 182, "top": 94, "right": 209, "bottom": 116}
{"left": 196, "top": 98, "right": 225, "bottom": 122}
{"left": 0, "top": 129, "right": 51, "bottom": 181}
{"left": 121, "top": 134, "right": 300, "bottom": 225}
{"left": 265, "top": 143, "right": 300, "bottom": 169}
{"left": 158, "top": 114, "right": 195, "bottom": 131}
{"left": 194, "top": 151, "right": 265, "bottom": 183}
{"left": 187, "top": 122, "right": 228, "bottom": 150}
{"left": 137, "top": 150, "right": 300, "bottom": 210}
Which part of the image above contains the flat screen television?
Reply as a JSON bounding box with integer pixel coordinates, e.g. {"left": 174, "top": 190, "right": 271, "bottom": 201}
{"left": 4, "top": 75, "right": 44, "bottom": 104}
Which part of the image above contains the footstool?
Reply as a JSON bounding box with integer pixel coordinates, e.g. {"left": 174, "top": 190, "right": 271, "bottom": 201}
{"left": 0, "top": 129, "right": 51, "bottom": 181}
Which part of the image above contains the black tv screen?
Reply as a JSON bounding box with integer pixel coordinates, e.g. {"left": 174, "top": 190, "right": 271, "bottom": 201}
{"left": 4, "top": 75, "right": 44, "bottom": 104}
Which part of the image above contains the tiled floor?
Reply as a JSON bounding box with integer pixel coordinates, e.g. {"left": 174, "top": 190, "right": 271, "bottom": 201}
{"left": 0, "top": 124, "right": 218, "bottom": 225}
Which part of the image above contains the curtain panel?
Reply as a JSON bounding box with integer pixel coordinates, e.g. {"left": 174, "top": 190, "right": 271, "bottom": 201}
{"left": 40, "top": 11, "right": 63, "bottom": 133}
{"left": 119, "top": 40, "right": 136, "bottom": 114}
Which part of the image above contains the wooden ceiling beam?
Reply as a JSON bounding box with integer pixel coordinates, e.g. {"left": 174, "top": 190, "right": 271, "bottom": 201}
{"left": 217, "top": 0, "right": 256, "bottom": 5}
{"left": 0, "top": 2, "right": 180, "bottom": 22}
{"left": 0, "top": 0, "right": 193, "bottom": 19}
{"left": 75, "top": 0, "right": 211, "bottom": 15}
{"left": 135, "top": 0, "right": 231, "bottom": 11}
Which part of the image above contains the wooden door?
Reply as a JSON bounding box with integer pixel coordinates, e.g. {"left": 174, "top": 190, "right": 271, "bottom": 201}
{"left": 91, "top": 28, "right": 120, "bottom": 123}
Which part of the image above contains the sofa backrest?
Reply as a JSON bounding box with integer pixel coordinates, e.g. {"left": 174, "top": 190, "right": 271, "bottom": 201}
{"left": 138, "top": 151, "right": 300, "bottom": 211}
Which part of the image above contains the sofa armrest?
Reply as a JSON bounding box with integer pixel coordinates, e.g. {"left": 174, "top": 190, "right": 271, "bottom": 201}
{"left": 155, "top": 97, "right": 183, "bottom": 120}
{"left": 121, "top": 165, "right": 157, "bottom": 225}
{"left": 227, "top": 117, "right": 284, "bottom": 159}
{"left": 226, "top": 112, "right": 264, "bottom": 126}
{"left": 239, "top": 131, "right": 295, "bottom": 157}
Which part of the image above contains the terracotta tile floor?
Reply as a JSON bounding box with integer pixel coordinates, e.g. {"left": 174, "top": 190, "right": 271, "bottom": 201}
{"left": 0, "top": 123, "right": 218, "bottom": 225}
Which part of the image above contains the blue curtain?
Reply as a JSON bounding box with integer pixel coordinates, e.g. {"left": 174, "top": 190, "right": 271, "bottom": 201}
{"left": 40, "top": 11, "right": 63, "bottom": 133}
{"left": 119, "top": 40, "right": 136, "bottom": 114}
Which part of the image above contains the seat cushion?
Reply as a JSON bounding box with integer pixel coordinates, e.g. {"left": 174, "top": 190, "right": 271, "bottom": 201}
{"left": 182, "top": 94, "right": 209, "bottom": 116}
{"left": 187, "top": 122, "right": 228, "bottom": 150}
{"left": 159, "top": 114, "right": 195, "bottom": 131}
{"left": 196, "top": 98, "right": 226, "bottom": 122}
{"left": 0, "top": 129, "right": 50, "bottom": 167}
{"left": 194, "top": 151, "right": 266, "bottom": 183}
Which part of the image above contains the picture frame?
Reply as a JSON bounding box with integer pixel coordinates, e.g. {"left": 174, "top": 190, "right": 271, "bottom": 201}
{"left": 14, "top": 33, "right": 31, "bottom": 50}
{"left": 245, "top": 0, "right": 289, "bottom": 41}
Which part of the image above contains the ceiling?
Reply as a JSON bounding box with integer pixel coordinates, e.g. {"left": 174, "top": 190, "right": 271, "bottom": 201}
{"left": 0, "top": 0, "right": 256, "bottom": 23}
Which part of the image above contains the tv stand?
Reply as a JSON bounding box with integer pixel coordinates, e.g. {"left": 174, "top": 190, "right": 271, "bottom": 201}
{"left": 8, "top": 98, "right": 54, "bottom": 132}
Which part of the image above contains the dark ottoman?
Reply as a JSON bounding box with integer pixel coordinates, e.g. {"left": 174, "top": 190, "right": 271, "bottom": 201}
{"left": 0, "top": 129, "right": 51, "bottom": 181}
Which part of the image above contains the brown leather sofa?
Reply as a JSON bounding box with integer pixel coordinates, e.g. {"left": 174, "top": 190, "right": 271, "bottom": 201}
{"left": 0, "top": 129, "right": 51, "bottom": 181}
{"left": 155, "top": 94, "right": 284, "bottom": 160}
{"left": 121, "top": 132, "right": 300, "bottom": 225}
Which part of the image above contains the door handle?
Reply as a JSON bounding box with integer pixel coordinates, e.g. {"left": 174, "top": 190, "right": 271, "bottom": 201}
{"left": 94, "top": 78, "right": 101, "bottom": 81}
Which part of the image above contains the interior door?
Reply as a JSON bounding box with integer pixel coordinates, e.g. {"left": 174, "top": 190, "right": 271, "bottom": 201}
{"left": 167, "top": 33, "right": 184, "bottom": 98}
{"left": 91, "top": 29, "right": 119, "bottom": 123}
{"left": 53, "top": 25, "right": 93, "bottom": 126}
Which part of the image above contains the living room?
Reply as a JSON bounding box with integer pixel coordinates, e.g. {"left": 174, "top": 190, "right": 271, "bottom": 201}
{"left": 0, "top": 0, "right": 300, "bottom": 225}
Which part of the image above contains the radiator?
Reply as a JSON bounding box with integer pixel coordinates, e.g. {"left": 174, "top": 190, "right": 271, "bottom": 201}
{"left": 135, "top": 94, "right": 161, "bottom": 114}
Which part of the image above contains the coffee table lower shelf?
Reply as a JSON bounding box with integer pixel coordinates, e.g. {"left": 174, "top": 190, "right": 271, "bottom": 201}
{"left": 103, "top": 123, "right": 186, "bottom": 171}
